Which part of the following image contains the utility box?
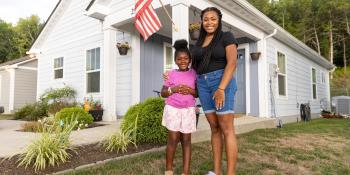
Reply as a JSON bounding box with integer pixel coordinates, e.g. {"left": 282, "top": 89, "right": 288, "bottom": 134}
{"left": 332, "top": 96, "right": 350, "bottom": 115}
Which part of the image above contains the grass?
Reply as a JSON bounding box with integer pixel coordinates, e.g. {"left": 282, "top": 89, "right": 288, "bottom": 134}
{"left": 0, "top": 114, "right": 14, "bottom": 120}
{"left": 65, "top": 119, "right": 350, "bottom": 175}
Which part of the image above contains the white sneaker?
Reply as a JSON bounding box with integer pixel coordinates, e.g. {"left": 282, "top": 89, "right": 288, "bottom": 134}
{"left": 206, "top": 171, "right": 216, "bottom": 175}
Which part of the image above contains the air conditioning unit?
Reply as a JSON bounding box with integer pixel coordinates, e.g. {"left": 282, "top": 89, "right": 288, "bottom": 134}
{"left": 333, "top": 96, "right": 350, "bottom": 115}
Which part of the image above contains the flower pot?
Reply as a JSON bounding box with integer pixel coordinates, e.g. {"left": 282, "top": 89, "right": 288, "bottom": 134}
{"left": 117, "top": 47, "right": 129, "bottom": 55}
{"left": 190, "top": 30, "right": 200, "bottom": 40}
{"left": 88, "top": 109, "right": 103, "bottom": 121}
{"left": 250, "top": 52, "right": 261, "bottom": 61}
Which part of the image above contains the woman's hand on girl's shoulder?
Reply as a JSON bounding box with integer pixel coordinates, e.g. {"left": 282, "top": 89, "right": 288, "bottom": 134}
{"left": 163, "top": 70, "right": 170, "bottom": 81}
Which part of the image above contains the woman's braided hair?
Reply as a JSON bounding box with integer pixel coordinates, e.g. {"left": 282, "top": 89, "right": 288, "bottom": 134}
{"left": 192, "top": 7, "right": 223, "bottom": 74}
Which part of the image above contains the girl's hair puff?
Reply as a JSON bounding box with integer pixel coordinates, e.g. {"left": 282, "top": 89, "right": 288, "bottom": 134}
{"left": 173, "top": 39, "right": 191, "bottom": 61}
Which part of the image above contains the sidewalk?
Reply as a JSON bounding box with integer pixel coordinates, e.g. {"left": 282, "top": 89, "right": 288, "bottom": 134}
{"left": 0, "top": 116, "right": 276, "bottom": 158}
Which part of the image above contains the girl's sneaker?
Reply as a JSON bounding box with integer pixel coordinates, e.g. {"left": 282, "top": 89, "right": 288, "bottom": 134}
{"left": 206, "top": 171, "right": 216, "bottom": 175}
{"left": 165, "top": 170, "right": 173, "bottom": 175}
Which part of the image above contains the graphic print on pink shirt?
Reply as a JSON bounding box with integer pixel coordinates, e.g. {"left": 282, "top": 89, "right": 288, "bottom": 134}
{"left": 164, "top": 69, "right": 196, "bottom": 108}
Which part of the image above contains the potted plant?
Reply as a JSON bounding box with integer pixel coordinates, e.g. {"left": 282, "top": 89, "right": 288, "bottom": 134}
{"left": 189, "top": 23, "right": 201, "bottom": 40}
{"left": 250, "top": 52, "right": 261, "bottom": 61}
{"left": 84, "top": 97, "right": 103, "bottom": 121}
{"left": 116, "top": 42, "right": 131, "bottom": 55}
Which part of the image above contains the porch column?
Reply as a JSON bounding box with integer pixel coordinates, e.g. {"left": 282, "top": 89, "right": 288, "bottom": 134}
{"left": 102, "top": 26, "right": 117, "bottom": 121}
{"left": 171, "top": 0, "right": 190, "bottom": 43}
{"left": 257, "top": 39, "right": 269, "bottom": 117}
{"left": 8, "top": 68, "right": 15, "bottom": 113}
{"left": 131, "top": 31, "right": 140, "bottom": 105}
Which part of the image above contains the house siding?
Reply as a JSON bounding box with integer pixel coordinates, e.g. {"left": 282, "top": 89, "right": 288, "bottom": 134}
{"left": 0, "top": 71, "right": 10, "bottom": 113}
{"left": 37, "top": 0, "right": 103, "bottom": 102}
{"left": 115, "top": 31, "right": 132, "bottom": 116}
{"left": 140, "top": 34, "right": 171, "bottom": 101}
{"left": 14, "top": 69, "right": 37, "bottom": 110}
{"left": 266, "top": 38, "right": 330, "bottom": 118}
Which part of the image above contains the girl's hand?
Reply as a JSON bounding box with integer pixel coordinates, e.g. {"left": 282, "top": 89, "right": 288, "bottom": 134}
{"left": 213, "top": 89, "right": 225, "bottom": 110}
{"left": 163, "top": 71, "right": 170, "bottom": 81}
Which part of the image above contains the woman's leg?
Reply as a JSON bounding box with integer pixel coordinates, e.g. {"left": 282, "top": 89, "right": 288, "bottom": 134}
{"left": 180, "top": 133, "right": 192, "bottom": 175}
{"left": 206, "top": 113, "right": 223, "bottom": 175}
{"left": 166, "top": 131, "right": 180, "bottom": 171}
{"left": 217, "top": 114, "right": 237, "bottom": 175}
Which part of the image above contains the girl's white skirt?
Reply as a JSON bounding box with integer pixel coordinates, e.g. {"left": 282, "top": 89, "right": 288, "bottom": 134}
{"left": 162, "top": 105, "right": 197, "bottom": 133}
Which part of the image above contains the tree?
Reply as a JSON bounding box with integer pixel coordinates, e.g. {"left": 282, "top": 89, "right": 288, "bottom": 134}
{"left": 0, "top": 19, "right": 19, "bottom": 63}
{"left": 14, "top": 15, "right": 43, "bottom": 56}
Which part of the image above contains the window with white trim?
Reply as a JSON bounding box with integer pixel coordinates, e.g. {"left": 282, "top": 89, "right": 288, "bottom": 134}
{"left": 164, "top": 43, "right": 173, "bottom": 71}
{"left": 312, "top": 68, "right": 317, "bottom": 99}
{"left": 86, "top": 47, "right": 100, "bottom": 93}
{"left": 54, "top": 57, "right": 63, "bottom": 79}
{"left": 277, "top": 51, "right": 287, "bottom": 96}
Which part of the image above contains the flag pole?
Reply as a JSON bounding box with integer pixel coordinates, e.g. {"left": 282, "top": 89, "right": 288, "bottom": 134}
{"left": 158, "top": 0, "right": 178, "bottom": 32}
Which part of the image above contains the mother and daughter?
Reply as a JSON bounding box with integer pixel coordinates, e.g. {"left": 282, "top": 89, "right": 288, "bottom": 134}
{"left": 160, "top": 7, "right": 238, "bottom": 175}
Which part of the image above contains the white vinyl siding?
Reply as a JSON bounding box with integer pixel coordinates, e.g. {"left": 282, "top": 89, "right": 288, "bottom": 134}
{"left": 86, "top": 47, "right": 100, "bottom": 93}
{"left": 267, "top": 38, "right": 330, "bottom": 118}
{"left": 277, "top": 51, "right": 287, "bottom": 97}
{"left": 36, "top": 0, "right": 103, "bottom": 102}
{"left": 54, "top": 57, "right": 63, "bottom": 79}
{"left": 312, "top": 68, "right": 317, "bottom": 99}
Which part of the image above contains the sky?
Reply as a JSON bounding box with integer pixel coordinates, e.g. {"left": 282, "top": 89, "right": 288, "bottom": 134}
{"left": 0, "top": 0, "right": 60, "bottom": 24}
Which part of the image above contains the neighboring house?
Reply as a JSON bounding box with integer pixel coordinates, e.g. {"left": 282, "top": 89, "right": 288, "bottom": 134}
{"left": 0, "top": 56, "right": 38, "bottom": 114}
{"left": 28, "top": 0, "right": 334, "bottom": 122}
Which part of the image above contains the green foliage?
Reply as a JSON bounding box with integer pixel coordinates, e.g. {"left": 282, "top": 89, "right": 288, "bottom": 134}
{"left": 14, "top": 102, "right": 48, "bottom": 121}
{"left": 55, "top": 107, "right": 93, "bottom": 129}
{"left": 16, "top": 119, "right": 77, "bottom": 172}
{"left": 101, "top": 129, "right": 135, "bottom": 153}
{"left": 121, "top": 97, "right": 167, "bottom": 144}
{"left": 247, "top": 0, "right": 350, "bottom": 67}
{"left": 14, "top": 15, "right": 43, "bottom": 56}
{"left": 331, "top": 68, "right": 350, "bottom": 97}
{"left": 0, "top": 19, "right": 19, "bottom": 63}
{"left": 40, "top": 86, "right": 76, "bottom": 104}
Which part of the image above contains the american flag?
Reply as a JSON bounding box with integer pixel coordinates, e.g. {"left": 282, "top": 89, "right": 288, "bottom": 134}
{"left": 134, "top": 0, "right": 162, "bottom": 41}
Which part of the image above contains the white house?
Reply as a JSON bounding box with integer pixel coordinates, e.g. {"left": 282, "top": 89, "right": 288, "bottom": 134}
{"left": 28, "top": 0, "right": 334, "bottom": 122}
{"left": 0, "top": 56, "right": 38, "bottom": 114}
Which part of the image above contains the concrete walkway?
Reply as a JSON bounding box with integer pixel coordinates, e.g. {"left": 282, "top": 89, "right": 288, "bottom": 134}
{"left": 0, "top": 116, "right": 276, "bottom": 158}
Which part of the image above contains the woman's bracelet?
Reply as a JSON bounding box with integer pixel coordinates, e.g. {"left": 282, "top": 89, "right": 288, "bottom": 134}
{"left": 217, "top": 87, "right": 225, "bottom": 91}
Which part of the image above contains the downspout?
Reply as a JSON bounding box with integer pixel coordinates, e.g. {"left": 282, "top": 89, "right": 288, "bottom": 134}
{"left": 261, "top": 28, "right": 277, "bottom": 118}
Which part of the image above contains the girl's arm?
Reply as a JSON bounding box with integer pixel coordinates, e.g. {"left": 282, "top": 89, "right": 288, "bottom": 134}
{"left": 161, "top": 86, "right": 171, "bottom": 98}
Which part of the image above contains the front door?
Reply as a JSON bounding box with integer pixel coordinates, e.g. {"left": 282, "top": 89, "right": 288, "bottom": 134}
{"left": 234, "top": 49, "right": 246, "bottom": 114}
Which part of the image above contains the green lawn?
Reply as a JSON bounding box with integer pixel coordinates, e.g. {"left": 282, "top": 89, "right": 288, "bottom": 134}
{"left": 65, "top": 119, "right": 350, "bottom": 175}
{"left": 0, "top": 114, "right": 14, "bottom": 120}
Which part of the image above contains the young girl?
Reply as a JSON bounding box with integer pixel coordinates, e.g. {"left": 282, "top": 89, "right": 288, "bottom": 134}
{"left": 161, "top": 39, "right": 197, "bottom": 175}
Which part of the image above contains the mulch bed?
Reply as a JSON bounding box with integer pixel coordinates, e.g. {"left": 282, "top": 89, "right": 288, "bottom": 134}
{"left": 0, "top": 142, "right": 164, "bottom": 175}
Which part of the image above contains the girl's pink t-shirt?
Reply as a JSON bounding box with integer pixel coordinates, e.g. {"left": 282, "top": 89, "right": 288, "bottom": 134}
{"left": 164, "top": 69, "right": 196, "bottom": 108}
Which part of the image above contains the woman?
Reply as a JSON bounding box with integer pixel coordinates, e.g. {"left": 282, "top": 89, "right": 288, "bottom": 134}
{"left": 191, "top": 7, "right": 238, "bottom": 175}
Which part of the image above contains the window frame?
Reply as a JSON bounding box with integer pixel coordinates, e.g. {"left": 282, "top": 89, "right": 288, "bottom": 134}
{"left": 276, "top": 51, "right": 288, "bottom": 99}
{"left": 85, "top": 47, "right": 101, "bottom": 95}
{"left": 311, "top": 67, "right": 317, "bottom": 100}
{"left": 53, "top": 57, "right": 64, "bottom": 80}
{"left": 163, "top": 42, "right": 174, "bottom": 72}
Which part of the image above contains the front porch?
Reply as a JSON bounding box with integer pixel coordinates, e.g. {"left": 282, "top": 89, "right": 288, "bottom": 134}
{"left": 87, "top": 0, "right": 273, "bottom": 121}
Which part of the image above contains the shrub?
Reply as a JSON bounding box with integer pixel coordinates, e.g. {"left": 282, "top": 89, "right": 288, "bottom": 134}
{"left": 15, "top": 104, "right": 34, "bottom": 120}
{"left": 40, "top": 86, "right": 76, "bottom": 104}
{"left": 121, "top": 97, "right": 167, "bottom": 144}
{"left": 15, "top": 102, "right": 48, "bottom": 121}
{"left": 16, "top": 120, "right": 77, "bottom": 172}
{"left": 55, "top": 107, "right": 93, "bottom": 129}
{"left": 21, "top": 117, "right": 56, "bottom": 132}
{"left": 48, "top": 101, "right": 78, "bottom": 115}
{"left": 101, "top": 129, "right": 135, "bottom": 153}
